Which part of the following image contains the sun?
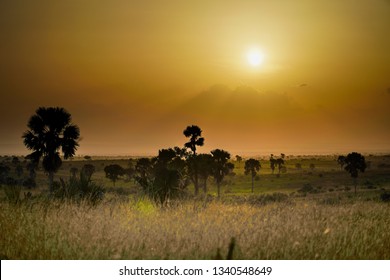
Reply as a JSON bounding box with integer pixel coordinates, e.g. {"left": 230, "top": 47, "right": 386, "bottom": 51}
{"left": 247, "top": 49, "right": 264, "bottom": 67}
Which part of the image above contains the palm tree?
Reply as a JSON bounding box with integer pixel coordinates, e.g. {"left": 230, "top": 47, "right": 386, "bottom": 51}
{"left": 244, "top": 158, "right": 261, "bottom": 193}
{"left": 22, "top": 107, "right": 80, "bottom": 192}
{"left": 344, "top": 152, "right": 367, "bottom": 194}
{"left": 183, "top": 125, "right": 204, "bottom": 195}
{"left": 183, "top": 125, "right": 204, "bottom": 155}
{"left": 211, "top": 149, "right": 234, "bottom": 198}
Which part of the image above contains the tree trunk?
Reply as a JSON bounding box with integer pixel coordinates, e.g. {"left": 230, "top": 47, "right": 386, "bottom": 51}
{"left": 203, "top": 178, "right": 207, "bottom": 194}
{"left": 217, "top": 182, "right": 221, "bottom": 198}
{"left": 354, "top": 177, "right": 357, "bottom": 194}
{"left": 48, "top": 171, "right": 54, "bottom": 193}
{"left": 251, "top": 175, "right": 254, "bottom": 193}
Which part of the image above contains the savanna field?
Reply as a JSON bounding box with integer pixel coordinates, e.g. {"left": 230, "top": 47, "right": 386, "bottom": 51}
{"left": 1, "top": 154, "right": 390, "bottom": 260}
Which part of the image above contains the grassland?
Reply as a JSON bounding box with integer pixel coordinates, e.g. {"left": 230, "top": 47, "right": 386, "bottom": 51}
{"left": 0, "top": 154, "right": 390, "bottom": 259}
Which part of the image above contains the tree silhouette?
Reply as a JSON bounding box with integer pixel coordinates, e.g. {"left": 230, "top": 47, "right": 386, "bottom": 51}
{"left": 104, "top": 164, "right": 124, "bottom": 186}
{"left": 344, "top": 152, "right": 367, "bottom": 194}
{"left": 244, "top": 158, "right": 261, "bottom": 193}
{"left": 337, "top": 155, "right": 346, "bottom": 170}
{"left": 183, "top": 125, "right": 204, "bottom": 155}
{"left": 133, "top": 149, "right": 188, "bottom": 205}
{"left": 187, "top": 155, "right": 200, "bottom": 195}
{"left": 22, "top": 107, "right": 80, "bottom": 192}
{"left": 211, "top": 149, "right": 234, "bottom": 198}
{"left": 183, "top": 125, "right": 204, "bottom": 195}
{"left": 196, "top": 153, "right": 214, "bottom": 194}
{"left": 134, "top": 157, "right": 154, "bottom": 194}
{"left": 276, "top": 158, "right": 285, "bottom": 174}
{"left": 152, "top": 148, "right": 188, "bottom": 205}
{"left": 269, "top": 154, "right": 277, "bottom": 174}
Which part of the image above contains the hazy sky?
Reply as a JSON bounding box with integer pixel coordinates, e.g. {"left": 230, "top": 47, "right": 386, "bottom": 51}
{"left": 1, "top": 0, "right": 389, "bottom": 156}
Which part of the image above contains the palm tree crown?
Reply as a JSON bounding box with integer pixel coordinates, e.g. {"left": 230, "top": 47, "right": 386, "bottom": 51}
{"left": 183, "top": 125, "right": 204, "bottom": 155}
{"left": 344, "top": 152, "right": 366, "bottom": 178}
{"left": 22, "top": 107, "right": 80, "bottom": 191}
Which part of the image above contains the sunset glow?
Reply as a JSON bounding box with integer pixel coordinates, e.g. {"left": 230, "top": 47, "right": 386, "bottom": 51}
{"left": 0, "top": 0, "right": 389, "bottom": 156}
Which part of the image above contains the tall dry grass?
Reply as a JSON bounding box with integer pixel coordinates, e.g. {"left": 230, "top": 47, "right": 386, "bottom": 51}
{"left": 0, "top": 197, "right": 389, "bottom": 259}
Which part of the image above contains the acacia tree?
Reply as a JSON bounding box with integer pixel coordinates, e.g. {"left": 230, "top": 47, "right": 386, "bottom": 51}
{"left": 183, "top": 125, "right": 205, "bottom": 195}
{"left": 22, "top": 107, "right": 80, "bottom": 192}
{"left": 104, "top": 164, "right": 124, "bottom": 186}
{"left": 344, "top": 152, "right": 367, "bottom": 194}
{"left": 244, "top": 158, "right": 261, "bottom": 193}
{"left": 211, "top": 149, "right": 234, "bottom": 198}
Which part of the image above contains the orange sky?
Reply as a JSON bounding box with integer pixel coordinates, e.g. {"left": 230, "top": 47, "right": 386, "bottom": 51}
{"left": 1, "top": 0, "right": 390, "bottom": 156}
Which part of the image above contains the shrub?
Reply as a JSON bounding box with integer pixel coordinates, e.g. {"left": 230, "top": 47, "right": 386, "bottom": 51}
{"left": 249, "top": 192, "right": 290, "bottom": 205}
{"left": 54, "top": 174, "right": 105, "bottom": 205}
{"left": 298, "top": 183, "right": 314, "bottom": 193}
{"left": 380, "top": 191, "right": 390, "bottom": 203}
{"left": 22, "top": 178, "right": 36, "bottom": 189}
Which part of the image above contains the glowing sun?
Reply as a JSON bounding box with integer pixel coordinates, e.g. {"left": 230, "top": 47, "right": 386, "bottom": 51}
{"left": 247, "top": 49, "right": 264, "bottom": 67}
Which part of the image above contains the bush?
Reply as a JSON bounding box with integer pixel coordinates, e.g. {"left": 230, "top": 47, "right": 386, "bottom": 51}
{"left": 22, "top": 178, "right": 36, "bottom": 189}
{"left": 249, "top": 192, "right": 290, "bottom": 206}
{"left": 54, "top": 174, "right": 105, "bottom": 205}
{"left": 380, "top": 191, "right": 390, "bottom": 203}
{"left": 298, "top": 183, "right": 314, "bottom": 193}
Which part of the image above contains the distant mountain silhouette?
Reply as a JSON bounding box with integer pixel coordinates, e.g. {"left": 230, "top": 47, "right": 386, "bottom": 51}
{"left": 162, "top": 84, "right": 298, "bottom": 126}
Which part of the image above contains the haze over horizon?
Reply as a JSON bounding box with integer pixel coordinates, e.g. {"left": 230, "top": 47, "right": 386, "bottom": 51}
{"left": 1, "top": 0, "right": 390, "bottom": 157}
